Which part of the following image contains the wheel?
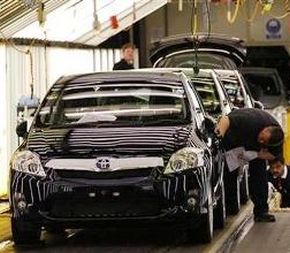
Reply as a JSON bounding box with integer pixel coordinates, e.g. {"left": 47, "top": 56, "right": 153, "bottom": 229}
{"left": 240, "top": 165, "right": 250, "bottom": 204}
{"left": 224, "top": 169, "right": 241, "bottom": 215}
{"left": 214, "top": 180, "right": 226, "bottom": 229}
{"left": 187, "top": 188, "right": 213, "bottom": 244}
{"left": 11, "top": 217, "right": 41, "bottom": 245}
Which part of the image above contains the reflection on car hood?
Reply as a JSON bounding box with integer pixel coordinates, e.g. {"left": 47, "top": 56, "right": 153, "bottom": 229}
{"left": 26, "top": 125, "right": 204, "bottom": 163}
{"left": 149, "top": 33, "right": 246, "bottom": 67}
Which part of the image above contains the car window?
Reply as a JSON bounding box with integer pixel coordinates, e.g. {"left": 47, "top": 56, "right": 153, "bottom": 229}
{"left": 35, "top": 82, "right": 192, "bottom": 127}
{"left": 219, "top": 75, "right": 245, "bottom": 108}
{"left": 242, "top": 72, "right": 284, "bottom": 109}
{"left": 190, "top": 77, "right": 222, "bottom": 114}
{"left": 243, "top": 74, "right": 281, "bottom": 96}
{"left": 155, "top": 51, "right": 235, "bottom": 69}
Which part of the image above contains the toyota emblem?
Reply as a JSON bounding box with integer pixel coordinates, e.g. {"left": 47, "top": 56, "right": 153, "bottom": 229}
{"left": 96, "top": 158, "right": 111, "bottom": 170}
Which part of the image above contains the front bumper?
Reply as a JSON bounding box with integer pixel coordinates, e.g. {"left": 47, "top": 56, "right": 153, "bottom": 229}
{"left": 10, "top": 167, "right": 209, "bottom": 225}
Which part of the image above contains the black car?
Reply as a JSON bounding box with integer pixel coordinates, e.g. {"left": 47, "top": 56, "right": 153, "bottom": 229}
{"left": 240, "top": 67, "right": 288, "bottom": 110}
{"left": 10, "top": 71, "right": 225, "bottom": 245}
{"left": 150, "top": 33, "right": 246, "bottom": 69}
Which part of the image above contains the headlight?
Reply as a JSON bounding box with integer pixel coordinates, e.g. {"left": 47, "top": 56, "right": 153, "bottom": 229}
{"left": 12, "top": 151, "right": 46, "bottom": 177}
{"left": 164, "top": 147, "right": 205, "bottom": 174}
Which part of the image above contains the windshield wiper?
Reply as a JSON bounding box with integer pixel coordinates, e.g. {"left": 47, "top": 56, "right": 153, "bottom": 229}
{"left": 47, "top": 120, "right": 145, "bottom": 129}
{"left": 142, "top": 119, "right": 191, "bottom": 126}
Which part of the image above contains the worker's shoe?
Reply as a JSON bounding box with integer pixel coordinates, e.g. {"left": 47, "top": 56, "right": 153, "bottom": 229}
{"left": 254, "top": 213, "right": 276, "bottom": 222}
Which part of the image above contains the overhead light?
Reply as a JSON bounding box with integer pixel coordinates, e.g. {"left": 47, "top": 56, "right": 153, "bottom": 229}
{"left": 37, "top": 2, "right": 46, "bottom": 26}
{"left": 92, "top": 0, "right": 101, "bottom": 33}
{"left": 93, "top": 14, "right": 101, "bottom": 33}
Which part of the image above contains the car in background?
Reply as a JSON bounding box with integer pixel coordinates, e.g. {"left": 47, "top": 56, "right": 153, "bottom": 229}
{"left": 10, "top": 71, "right": 226, "bottom": 245}
{"left": 150, "top": 33, "right": 246, "bottom": 70}
{"left": 240, "top": 67, "right": 288, "bottom": 130}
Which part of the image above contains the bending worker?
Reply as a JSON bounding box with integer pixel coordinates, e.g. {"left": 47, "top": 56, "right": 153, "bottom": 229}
{"left": 215, "top": 108, "right": 284, "bottom": 222}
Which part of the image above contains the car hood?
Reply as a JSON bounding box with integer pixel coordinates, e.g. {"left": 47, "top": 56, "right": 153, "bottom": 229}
{"left": 26, "top": 125, "right": 202, "bottom": 164}
{"left": 150, "top": 34, "right": 246, "bottom": 68}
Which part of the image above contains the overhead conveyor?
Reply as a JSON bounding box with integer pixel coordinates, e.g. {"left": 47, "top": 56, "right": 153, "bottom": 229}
{"left": 0, "top": 0, "right": 168, "bottom": 46}
{"left": 0, "top": 0, "right": 73, "bottom": 38}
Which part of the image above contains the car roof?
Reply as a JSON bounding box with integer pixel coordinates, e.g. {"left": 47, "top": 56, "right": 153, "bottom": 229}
{"left": 134, "top": 67, "right": 214, "bottom": 78}
{"left": 55, "top": 70, "right": 186, "bottom": 86}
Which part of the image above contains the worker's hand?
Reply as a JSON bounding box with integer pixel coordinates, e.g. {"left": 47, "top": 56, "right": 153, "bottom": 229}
{"left": 257, "top": 149, "right": 275, "bottom": 160}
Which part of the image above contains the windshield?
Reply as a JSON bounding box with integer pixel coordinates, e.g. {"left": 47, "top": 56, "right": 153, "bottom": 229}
{"left": 155, "top": 51, "right": 236, "bottom": 69}
{"left": 35, "top": 82, "right": 192, "bottom": 127}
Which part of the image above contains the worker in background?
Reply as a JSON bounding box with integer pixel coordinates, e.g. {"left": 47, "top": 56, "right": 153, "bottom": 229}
{"left": 113, "top": 43, "right": 135, "bottom": 70}
{"left": 215, "top": 108, "right": 284, "bottom": 222}
{"left": 268, "top": 157, "right": 290, "bottom": 208}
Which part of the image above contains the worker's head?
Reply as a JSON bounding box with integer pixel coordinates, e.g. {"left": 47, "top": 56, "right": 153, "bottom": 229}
{"left": 122, "top": 43, "right": 135, "bottom": 63}
{"left": 258, "top": 126, "right": 284, "bottom": 147}
{"left": 269, "top": 156, "right": 285, "bottom": 178}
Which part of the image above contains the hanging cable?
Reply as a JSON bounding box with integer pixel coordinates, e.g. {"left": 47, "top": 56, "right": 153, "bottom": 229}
{"left": 190, "top": 0, "right": 212, "bottom": 75}
{"left": 0, "top": 29, "right": 36, "bottom": 98}
{"left": 191, "top": 0, "right": 198, "bottom": 35}
{"left": 178, "top": 0, "right": 183, "bottom": 11}
{"left": 204, "top": 0, "right": 211, "bottom": 41}
{"left": 248, "top": 1, "right": 260, "bottom": 22}
{"left": 227, "top": 0, "right": 242, "bottom": 24}
{"left": 269, "top": 0, "right": 290, "bottom": 20}
{"left": 190, "top": 0, "right": 199, "bottom": 75}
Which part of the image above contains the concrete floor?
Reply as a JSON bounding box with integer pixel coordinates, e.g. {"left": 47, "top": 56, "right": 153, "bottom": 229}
{"left": 233, "top": 212, "right": 290, "bottom": 253}
{"left": 0, "top": 204, "right": 252, "bottom": 253}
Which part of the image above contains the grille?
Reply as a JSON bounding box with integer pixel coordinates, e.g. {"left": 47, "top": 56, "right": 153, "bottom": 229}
{"left": 46, "top": 188, "right": 162, "bottom": 218}
{"left": 55, "top": 168, "right": 156, "bottom": 179}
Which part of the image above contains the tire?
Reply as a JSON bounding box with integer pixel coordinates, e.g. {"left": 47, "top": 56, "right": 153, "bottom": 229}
{"left": 224, "top": 169, "right": 241, "bottom": 215}
{"left": 240, "top": 166, "right": 250, "bottom": 205}
{"left": 11, "top": 217, "right": 41, "bottom": 245}
{"left": 187, "top": 189, "right": 214, "bottom": 244}
{"left": 214, "top": 180, "right": 226, "bottom": 229}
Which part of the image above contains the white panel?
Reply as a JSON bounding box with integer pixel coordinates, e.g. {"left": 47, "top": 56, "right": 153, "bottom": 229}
{"left": 101, "top": 49, "right": 108, "bottom": 71}
{"left": 114, "top": 49, "right": 121, "bottom": 63}
{"left": 0, "top": 44, "right": 7, "bottom": 196}
{"left": 5, "top": 45, "right": 34, "bottom": 166}
{"left": 47, "top": 47, "right": 94, "bottom": 84}
{"left": 107, "top": 49, "right": 114, "bottom": 71}
{"left": 93, "top": 49, "right": 101, "bottom": 72}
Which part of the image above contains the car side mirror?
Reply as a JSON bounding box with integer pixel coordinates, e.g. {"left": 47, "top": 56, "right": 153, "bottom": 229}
{"left": 202, "top": 114, "right": 216, "bottom": 134}
{"left": 253, "top": 100, "right": 264, "bottom": 110}
{"left": 16, "top": 121, "right": 28, "bottom": 138}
